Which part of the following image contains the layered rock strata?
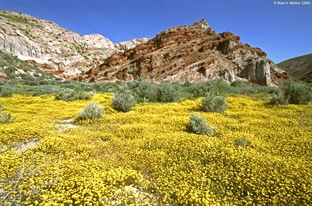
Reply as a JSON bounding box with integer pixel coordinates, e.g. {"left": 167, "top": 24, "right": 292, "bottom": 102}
{"left": 84, "top": 19, "right": 285, "bottom": 85}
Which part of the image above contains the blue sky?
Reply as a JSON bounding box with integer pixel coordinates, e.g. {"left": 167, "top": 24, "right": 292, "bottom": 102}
{"left": 1, "top": 0, "right": 311, "bottom": 63}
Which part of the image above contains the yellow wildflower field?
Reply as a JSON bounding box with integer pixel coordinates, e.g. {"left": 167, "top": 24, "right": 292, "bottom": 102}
{"left": 0, "top": 93, "right": 311, "bottom": 205}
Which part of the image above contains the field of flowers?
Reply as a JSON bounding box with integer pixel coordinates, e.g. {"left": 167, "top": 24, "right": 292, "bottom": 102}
{"left": 0, "top": 93, "right": 311, "bottom": 205}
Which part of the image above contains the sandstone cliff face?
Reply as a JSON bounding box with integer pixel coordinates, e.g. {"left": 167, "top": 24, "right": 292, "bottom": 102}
{"left": 84, "top": 19, "right": 283, "bottom": 85}
{"left": 0, "top": 10, "right": 147, "bottom": 79}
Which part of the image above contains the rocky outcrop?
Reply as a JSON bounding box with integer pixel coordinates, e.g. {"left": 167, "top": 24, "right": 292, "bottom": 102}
{"left": 0, "top": 10, "right": 288, "bottom": 85}
{"left": 83, "top": 19, "right": 282, "bottom": 85}
{"left": 0, "top": 10, "right": 147, "bottom": 79}
{"left": 115, "top": 38, "right": 150, "bottom": 51}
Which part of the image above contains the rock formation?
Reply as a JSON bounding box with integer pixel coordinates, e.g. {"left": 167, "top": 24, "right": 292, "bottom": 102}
{"left": 0, "top": 10, "right": 147, "bottom": 79}
{"left": 82, "top": 19, "right": 285, "bottom": 85}
{"left": 115, "top": 38, "right": 150, "bottom": 51}
{"left": 0, "top": 10, "right": 289, "bottom": 85}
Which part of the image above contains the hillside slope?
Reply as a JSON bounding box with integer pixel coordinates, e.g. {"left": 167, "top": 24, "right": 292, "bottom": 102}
{"left": 0, "top": 10, "right": 148, "bottom": 79}
{"left": 277, "top": 53, "right": 312, "bottom": 82}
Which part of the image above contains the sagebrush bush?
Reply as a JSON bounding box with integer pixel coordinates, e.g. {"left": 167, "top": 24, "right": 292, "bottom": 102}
{"left": 200, "top": 93, "right": 228, "bottom": 112}
{"left": 270, "top": 92, "right": 289, "bottom": 105}
{"left": 186, "top": 80, "right": 218, "bottom": 98}
{"left": 127, "top": 79, "right": 157, "bottom": 103}
{"left": 235, "top": 136, "right": 249, "bottom": 148}
{"left": 156, "top": 81, "right": 181, "bottom": 102}
{"left": 188, "top": 114, "right": 213, "bottom": 135}
{"left": 230, "top": 80, "right": 246, "bottom": 87}
{"left": 112, "top": 90, "right": 137, "bottom": 112}
{"left": 0, "top": 86, "right": 14, "bottom": 97}
{"left": 54, "top": 88, "right": 93, "bottom": 101}
{"left": 78, "top": 102, "right": 104, "bottom": 120}
{"left": 0, "top": 104, "right": 15, "bottom": 124}
{"left": 266, "top": 86, "right": 281, "bottom": 94}
{"left": 283, "top": 80, "right": 311, "bottom": 104}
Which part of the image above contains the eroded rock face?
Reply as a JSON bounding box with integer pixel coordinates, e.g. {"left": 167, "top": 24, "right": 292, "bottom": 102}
{"left": 0, "top": 10, "right": 147, "bottom": 79}
{"left": 115, "top": 38, "right": 150, "bottom": 51}
{"left": 84, "top": 19, "right": 281, "bottom": 85}
{"left": 0, "top": 10, "right": 287, "bottom": 85}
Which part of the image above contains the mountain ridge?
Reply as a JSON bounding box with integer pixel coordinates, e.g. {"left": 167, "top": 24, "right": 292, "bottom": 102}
{"left": 84, "top": 19, "right": 288, "bottom": 85}
{"left": 0, "top": 10, "right": 290, "bottom": 85}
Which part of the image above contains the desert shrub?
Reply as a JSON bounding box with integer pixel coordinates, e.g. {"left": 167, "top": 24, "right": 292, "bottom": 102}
{"left": 270, "top": 92, "right": 289, "bottom": 105}
{"left": 187, "top": 114, "right": 213, "bottom": 135}
{"left": 112, "top": 90, "right": 137, "bottom": 112}
{"left": 127, "top": 79, "right": 157, "bottom": 103}
{"left": 3, "top": 67, "right": 16, "bottom": 78}
{"left": 186, "top": 80, "right": 217, "bottom": 98}
{"left": 0, "top": 86, "right": 14, "bottom": 97}
{"left": 32, "top": 85, "right": 59, "bottom": 96}
{"left": 156, "top": 81, "right": 181, "bottom": 102}
{"left": 92, "top": 82, "right": 119, "bottom": 93}
{"left": 183, "top": 80, "right": 192, "bottom": 87}
{"left": 54, "top": 88, "right": 92, "bottom": 101}
{"left": 54, "top": 88, "right": 74, "bottom": 101}
{"left": 235, "top": 136, "right": 249, "bottom": 148}
{"left": 22, "top": 75, "right": 39, "bottom": 86}
{"left": 78, "top": 102, "right": 104, "bottom": 120}
{"left": 266, "top": 86, "right": 281, "bottom": 94}
{"left": 230, "top": 80, "right": 246, "bottom": 87}
{"left": 184, "top": 78, "right": 233, "bottom": 98}
{"left": 71, "top": 90, "right": 93, "bottom": 101}
{"left": 0, "top": 104, "right": 15, "bottom": 124}
{"left": 217, "top": 80, "right": 234, "bottom": 95}
{"left": 200, "top": 93, "right": 228, "bottom": 112}
{"left": 283, "top": 80, "right": 311, "bottom": 104}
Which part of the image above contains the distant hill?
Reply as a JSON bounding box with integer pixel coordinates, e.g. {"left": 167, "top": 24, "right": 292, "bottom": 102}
{"left": 277, "top": 54, "right": 312, "bottom": 83}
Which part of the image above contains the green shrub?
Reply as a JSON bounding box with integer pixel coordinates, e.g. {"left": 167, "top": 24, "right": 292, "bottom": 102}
{"left": 266, "top": 86, "right": 281, "bottom": 94}
{"left": 185, "top": 81, "right": 217, "bottom": 98}
{"left": 156, "top": 81, "right": 181, "bottom": 102}
{"left": 0, "top": 104, "right": 15, "bottom": 124}
{"left": 127, "top": 79, "right": 157, "bottom": 103}
{"left": 54, "top": 88, "right": 93, "bottom": 101}
{"left": 230, "top": 80, "right": 246, "bottom": 87}
{"left": 270, "top": 92, "right": 289, "bottom": 105}
{"left": 235, "top": 136, "right": 249, "bottom": 148}
{"left": 217, "top": 80, "right": 234, "bottom": 95}
{"left": 0, "top": 86, "right": 14, "bottom": 97}
{"left": 187, "top": 114, "right": 213, "bottom": 135}
{"left": 112, "top": 90, "right": 137, "bottom": 112}
{"left": 78, "top": 102, "right": 104, "bottom": 120}
{"left": 55, "top": 88, "right": 74, "bottom": 101}
{"left": 200, "top": 93, "right": 228, "bottom": 112}
{"left": 183, "top": 79, "right": 233, "bottom": 98}
{"left": 32, "top": 85, "right": 59, "bottom": 96}
{"left": 283, "top": 80, "right": 311, "bottom": 104}
{"left": 71, "top": 91, "right": 93, "bottom": 101}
